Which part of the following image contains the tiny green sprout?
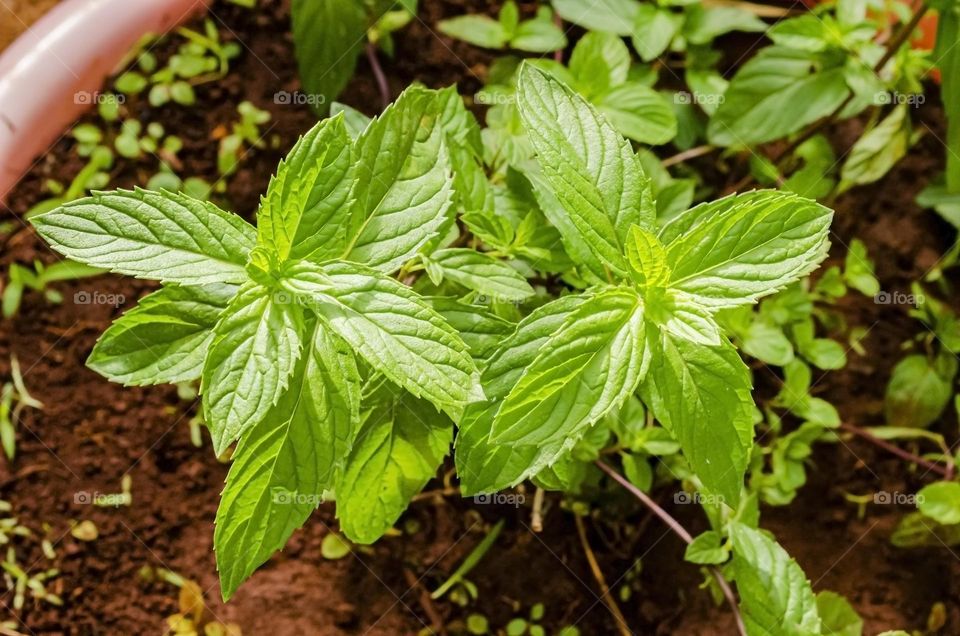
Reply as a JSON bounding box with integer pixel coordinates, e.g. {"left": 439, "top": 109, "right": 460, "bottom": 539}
{"left": 93, "top": 475, "right": 133, "bottom": 508}
{"left": 97, "top": 93, "right": 121, "bottom": 122}
{"left": 2, "top": 260, "right": 103, "bottom": 319}
{"left": 24, "top": 146, "right": 114, "bottom": 219}
{"left": 320, "top": 533, "right": 351, "bottom": 560}
{"left": 71, "top": 123, "right": 103, "bottom": 157}
{"left": 505, "top": 618, "right": 527, "bottom": 636}
{"left": 218, "top": 101, "right": 272, "bottom": 178}
{"left": 2, "top": 545, "right": 62, "bottom": 609}
{"left": 439, "top": 2, "right": 567, "bottom": 54}
{"left": 529, "top": 603, "right": 544, "bottom": 622}
{"left": 432, "top": 520, "right": 504, "bottom": 601}
{"left": 70, "top": 520, "right": 98, "bottom": 542}
{"left": 0, "top": 356, "right": 44, "bottom": 460}
{"left": 144, "top": 20, "right": 239, "bottom": 108}
{"left": 465, "top": 614, "right": 489, "bottom": 635}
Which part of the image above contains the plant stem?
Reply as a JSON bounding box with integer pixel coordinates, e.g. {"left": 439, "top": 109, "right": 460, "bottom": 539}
{"left": 838, "top": 423, "right": 949, "bottom": 476}
{"left": 531, "top": 487, "right": 545, "bottom": 532}
{"left": 554, "top": 13, "right": 564, "bottom": 63}
{"left": 404, "top": 567, "right": 448, "bottom": 635}
{"left": 574, "top": 514, "right": 632, "bottom": 636}
{"left": 662, "top": 144, "right": 716, "bottom": 167}
{"left": 431, "top": 519, "right": 504, "bottom": 600}
{"left": 595, "top": 460, "right": 748, "bottom": 636}
{"left": 366, "top": 43, "right": 391, "bottom": 110}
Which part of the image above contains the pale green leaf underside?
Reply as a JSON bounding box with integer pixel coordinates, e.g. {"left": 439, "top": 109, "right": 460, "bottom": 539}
{"left": 202, "top": 284, "right": 305, "bottom": 455}
{"left": 88, "top": 283, "right": 236, "bottom": 386}
{"left": 31, "top": 188, "right": 256, "bottom": 285}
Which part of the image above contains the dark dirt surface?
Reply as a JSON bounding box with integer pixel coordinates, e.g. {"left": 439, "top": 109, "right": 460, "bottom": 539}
{"left": 1, "top": 0, "right": 959, "bottom": 634}
{"left": 0, "top": 0, "right": 63, "bottom": 53}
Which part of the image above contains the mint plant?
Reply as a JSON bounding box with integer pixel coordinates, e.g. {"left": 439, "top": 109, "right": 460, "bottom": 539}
{"left": 480, "top": 31, "right": 677, "bottom": 146}
{"left": 439, "top": 1, "right": 567, "bottom": 54}
{"left": 31, "top": 85, "right": 480, "bottom": 598}
{"left": 457, "top": 64, "right": 832, "bottom": 509}
{"left": 30, "top": 58, "right": 834, "bottom": 613}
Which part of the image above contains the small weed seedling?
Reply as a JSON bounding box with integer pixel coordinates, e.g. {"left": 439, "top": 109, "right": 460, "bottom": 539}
{"left": 114, "top": 20, "right": 240, "bottom": 108}
{"left": 439, "top": 1, "right": 566, "bottom": 54}
{"left": 217, "top": 101, "right": 272, "bottom": 179}
{"left": 2, "top": 260, "right": 103, "bottom": 319}
{"left": 0, "top": 356, "right": 43, "bottom": 461}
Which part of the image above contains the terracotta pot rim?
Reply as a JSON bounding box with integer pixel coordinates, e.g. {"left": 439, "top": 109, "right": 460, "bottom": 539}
{"left": 0, "top": 0, "right": 208, "bottom": 203}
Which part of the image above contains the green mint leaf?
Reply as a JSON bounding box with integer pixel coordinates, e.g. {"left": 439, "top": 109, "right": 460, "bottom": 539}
{"left": 640, "top": 333, "right": 753, "bottom": 506}
{"left": 708, "top": 47, "right": 849, "bottom": 146}
{"left": 917, "top": 482, "right": 960, "bottom": 525}
{"left": 31, "top": 188, "right": 256, "bottom": 285}
{"left": 430, "top": 88, "right": 490, "bottom": 246}
{"left": 344, "top": 87, "right": 456, "bottom": 273}
{"left": 331, "top": 102, "right": 372, "bottom": 140}
{"left": 202, "top": 284, "right": 305, "bottom": 455}
{"left": 839, "top": 103, "right": 911, "bottom": 192}
{"left": 490, "top": 287, "right": 647, "bottom": 446}
{"left": 88, "top": 283, "right": 236, "bottom": 386}
{"left": 437, "top": 15, "right": 509, "bottom": 49}
{"left": 257, "top": 115, "right": 353, "bottom": 262}
{"left": 424, "top": 248, "right": 535, "bottom": 301}
{"left": 281, "top": 261, "right": 482, "bottom": 417}
{"left": 631, "top": 4, "right": 681, "bottom": 61}
{"left": 455, "top": 296, "right": 588, "bottom": 495}
{"left": 684, "top": 530, "right": 729, "bottom": 565}
{"left": 568, "top": 32, "right": 631, "bottom": 99}
{"left": 767, "top": 14, "right": 830, "bottom": 52}
{"left": 625, "top": 225, "right": 670, "bottom": 288}
{"left": 885, "top": 354, "right": 957, "bottom": 428}
{"left": 516, "top": 63, "right": 653, "bottom": 279}
{"left": 595, "top": 83, "right": 678, "bottom": 146}
{"left": 499, "top": 0, "right": 520, "bottom": 35}
{"left": 511, "top": 10, "right": 567, "bottom": 53}
{"left": 291, "top": 0, "right": 366, "bottom": 111}
{"left": 682, "top": 6, "right": 766, "bottom": 45}
{"left": 428, "top": 297, "right": 515, "bottom": 362}
{"left": 816, "top": 590, "right": 863, "bottom": 636}
{"left": 661, "top": 191, "right": 833, "bottom": 309}
{"left": 729, "top": 522, "right": 822, "bottom": 636}
{"left": 337, "top": 391, "right": 452, "bottom": 543}
{"left": 552, "top": 0, "right": 638, "bottom": 35}
{"left": 215, "top": 322, "right": 360, "bottom": 599}
{"left": 647, "top": 288, "right": 722, "bottom": 346}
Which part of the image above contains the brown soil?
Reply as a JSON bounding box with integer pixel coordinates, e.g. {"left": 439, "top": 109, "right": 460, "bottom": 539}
{"left": 0, "top": 0, "right": 63, "bottom": 53}
{"left": 0, "top": 1, "right": 958, "bottom": 634}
